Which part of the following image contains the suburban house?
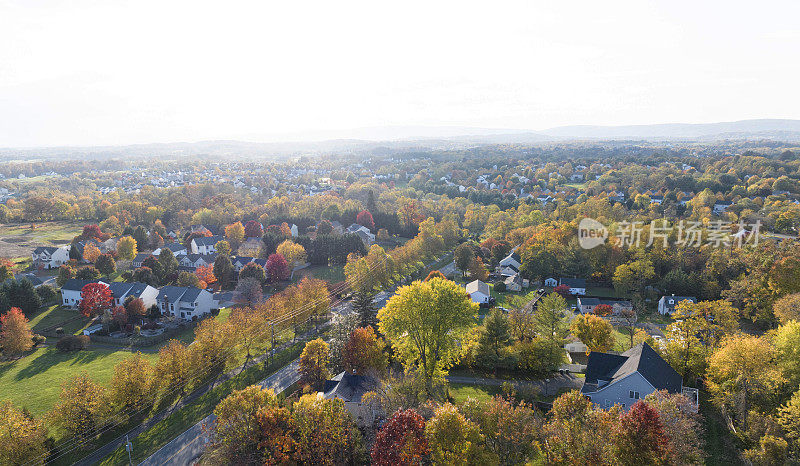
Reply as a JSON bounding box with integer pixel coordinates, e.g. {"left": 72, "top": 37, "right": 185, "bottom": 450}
{"left": 61, "top": 279, "right": 108, "bottom": 308}
{"left": 498, "top": 252, "right": 522, "bottom": 270}
{"left": 346, "top": 224, "right": 375, "bottom": 245}
{"left": 290, "top": 224, "right": 299, "bottom": 237}
{"left": 658, "top": 295, "right": 697, "bottom": 315}
{"left": 322, "top": 371, "right": 381, "bottom": 427}
{"left": 504, "top": 274, "right": 525, "bottom": 292}
{"left": 466, "top": 279, "right": 491, "bottom": 304}
{"left": 329, "top": 220, "right": 344, "bottom": 234}
{"left": 108, "top": 282, "right": 159, "bottom": 308}
{"left": 498, "top": 262, "right": 520, "bottom": 278}
{"left": 231, "top": 256, "right": 267, "bottom": 273}
{"left": 156, "top": 286, "right": 216, "bottom": 320}
{"left": 191, "top": 235, "right": 225, "bottom": 255}
{"left": 72, "top": 240, "right": 103, "bottom": 262}
{"left": 132, "top": 253, "right": 152, "bottom": 269}
{"left": 544, "top": 277, "right": 558, "bottom": 287}
{"left": 31, "top": 246, "right": 70, "bottom": 269}
{"left": 713, "top": 202, "right": 732, "bottom": 214}
{"left": 153, "top": 242, "right": 188, "bottom": 257}
{"left": 179, "top": 254, "right": 217, "bottom": 271}
{"left": 581, "top": 343, "right": 694, "bottom": 410}
{"left": 559, "top": 278, "right": 587, "bottom": 295}
{"left": 577, "top": 297, "right": 634, "bottom": 315}
{"left": 12, "top": 273, "right": 54, "bottom": 288}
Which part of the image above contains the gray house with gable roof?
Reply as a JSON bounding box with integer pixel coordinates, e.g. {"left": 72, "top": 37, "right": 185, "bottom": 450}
{"left": 157, "top": 286, "right": 215, "bottom": 320}
{"left": 581, "top": 343, "right": 687, "bottom": 410}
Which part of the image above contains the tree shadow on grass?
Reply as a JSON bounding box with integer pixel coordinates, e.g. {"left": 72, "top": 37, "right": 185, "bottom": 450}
{"left": 14, "top": 348, "right": 105, "bottom": 381}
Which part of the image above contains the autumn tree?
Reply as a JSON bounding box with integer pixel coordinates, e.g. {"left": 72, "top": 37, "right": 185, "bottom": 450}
{"left": 75, "top": 266, "right": 100, "bottom": 280}
{"left": 0, "top": 307, "right": 33, "bottom": 357}
{"left": 570, "top": 314, "right": 614, "bottom": 353}
{"left": 106, "top": 352, "right": 155, "bottom": 413}
{"left": 593, "top": 304, "right": 613, "bottom": 316}
{"left": 774, "top": 292, "right": 800, "bottom": 324}
{"left": 158, "top": 248, "right": 178, "bottom": 280}
{"left": 454, "top": 243, "right": 475, "bottom": 277}
{"left": 265, "top": 253, "right": 289, "bottom": 282}
{"left": 644, "top": 390, "right": 705, "bottom": 464}
{"left": 234, "top": 278, "right": 263, "bottom": 306}
{"left": 468, "top": 256, "right": 489, "bottom": 281}
{"left": 507, "top": 295, "right": 535, "bottom": 341}
{"left": 425, "top": 403, "right": 491, "bottom": 464}
{"left": 124, "top": 297, "right": 147, "bottom": 324}
{"left": 116, "top": 235, "right": 137, "bottom": 261}
{"left": 213, "top": 254, "right": 234, "bottom": 289}
{"left": 276, "top": 240, "right": 306, "bottom": 273}
{"left": 707, "top": 334, "right": 783, "bottom": 431}
{"left": 243, "top": 220, "right": 263, "bottom": 238}
{"left": 239, "top": 262, "right": 265, "bottom": 284}
{"left": 460, "top": 396, "right": 540, "bottom": 465}
{"left": 378, "top": 277, "right": 478, "bottom": 393}
{"left": 195, "top": 264, "right": 216, "bottom": 289}
{"left": 224, "top": 221, "right": 245, "bottom": 250}
{"left": 357, "top": 210, "right": 375, "bottom": 230}
{"left": 215, "top": 240, "right": 231, "bottom": 257}
{"left": 155, "top": 339, "right": 192, "bottom": 397}
{"left": 78, "top": 283, "right": 113, "bottom": 318}
{"left": 425, "top": 270, "right": 447, "bottom": 281}
{"left": 82, "top": 243, "right": 101, "bottom": 263}
{"left": 228, "top": 307, "right": 267, "bottom": 365}
{"left": 614, "top": 401, "right": 670, "bottom": 465}
{"left": 192, "top": 318, "right": 236, "bottom": 379}
{"left": 0, "top": 401, "right": 48, "bottom": 465}
{"left": 293, "top": 394, "right": 365, "bottom": 464}
{"left": 371, "top": 409, "right": 429, "bottom": 466}
{"left": 49, "top": 373, "right": 107, "bottom": 445}
{"left": 177, "top": 271, "right": 201, "bottom": 288}
{"left": 613, "top": 259, "right": 656, "bottom": 297}
{"left": 95, "top": 253, "right": 116, "bottom": 275}
{"left": 299, "top": 338, "right": 330, "bottom": 390}
{"left": 544, "top": 390, "right": 615, "bottom": 464}
{"left": 256, "top": 405, "right": 300, "bottom": 463}
{"left": 343, "top": 326, "right": 387, "bottom": 375}
{"left": 208, "top": 385, "right": 279, "bottom": 464}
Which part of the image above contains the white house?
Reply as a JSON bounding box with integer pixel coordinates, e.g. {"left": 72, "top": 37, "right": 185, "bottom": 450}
{"left": 191, "top": 235, "right": 225, "bottom": 255}
{"left": 466, "top": 280, "right": 491, "bottom": 304}
{"left": 581, "top": 343, "right": 692, "bottom": 410}
{"left": 290, "top": 224, "right": 299, "bottom": 237}
{"left": 347, "top": 224, "right": 375, "bottom": 245}
{"left": 498, "top": 252, "right": 521, "bottom": 269}
{"left": 153, "top": 243, "right": 187, "bottom": 257}
{"left": 559, "top": 278, "right": 587, "bottom": 295}
{"left": 108, "top": 282, "right": 159, "bottom": 308}
{"left": 544, "top": 277, "right": 558, "bottom": 287}
{"left": 179, "top": 254, "right": 217, "bottom": 271}
{"left": 31, "top": 246, "right": 70, "bottom": 269}
{"left": 713, "top": 202, "right": 732, "bottom": 215}
{"left": 156, "top": 286, "right": 216, "bottom": 320}
{"left": 61, "top": 279, "right": 108, "bottom": 308}
{"left": 658, "top": 295, "right": 697, "bottom": 315}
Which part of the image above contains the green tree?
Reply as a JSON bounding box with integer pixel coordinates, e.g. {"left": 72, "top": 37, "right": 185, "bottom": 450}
{"left": 378, "top": 278, "right": 478, "bottom": 393}
{"left": 158, "top": 248, "right": 178, "bottom": 281}
{"left": 116, "top": 236, "right": 137, "bottom": 261}
{"left": 213, "top": 254, "right": 234, "bottom": 289}
{"left": 477, "top": 309, "right": 513, "bottom": 370}
{"left": 95, "top": 253, "right": 116, "bottom": 275}
{"left": 454, "top": 243, "right": 475, "bottom": 277}
{"left": 533, "top": 292, "right": 570, "bottom": 360}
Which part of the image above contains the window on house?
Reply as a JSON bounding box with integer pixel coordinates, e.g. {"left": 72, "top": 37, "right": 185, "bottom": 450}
{"left": 629, "top": 391, "right": 640, "bottom": 399}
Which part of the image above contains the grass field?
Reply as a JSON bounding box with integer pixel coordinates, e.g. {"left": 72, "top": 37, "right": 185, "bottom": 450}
{"left": 0, "top": 221, "right": 84, "bottom": 244}
{"left": 449, "top": 382, "right": 501, "bottom": 404}
{"left": 0, "top": 347, "right": 158, "bottom": 423}
{"left": 293, "top": 264, "right": 345, "bottom": 283}
{"left": 30, "top": 304, "right": 95, "bottom": 335}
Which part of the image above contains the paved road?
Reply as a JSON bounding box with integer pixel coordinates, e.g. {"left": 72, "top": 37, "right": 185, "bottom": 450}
{"left": 140, "top": 360, "right": 301, "bottom": 466}
{"left": 439, "top": 260, "right": 457, "bottom": 276}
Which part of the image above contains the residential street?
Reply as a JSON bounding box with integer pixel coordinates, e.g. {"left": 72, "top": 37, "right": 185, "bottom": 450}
{"left": 139, "top": 359, "right": 301, "bottom": 466}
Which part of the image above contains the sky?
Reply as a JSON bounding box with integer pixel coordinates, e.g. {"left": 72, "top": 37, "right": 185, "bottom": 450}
{"left": 1, "top": 0, "right": 799, "bottom": 147}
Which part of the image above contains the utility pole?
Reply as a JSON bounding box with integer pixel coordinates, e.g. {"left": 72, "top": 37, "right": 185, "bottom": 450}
{"left": 125, "top": 435, "right": 133, "bottom": 466}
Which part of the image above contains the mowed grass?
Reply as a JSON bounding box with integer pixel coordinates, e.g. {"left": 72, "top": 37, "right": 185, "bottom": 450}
{"left": 294, "top": 264, "right": 345, "bottom": 283}
{"left": 0, "top": 220, "right": 84, "bottom": 245}
{"left": 30, "top": 304, "right": 93, "bottom": 335}
{"left": 449, "top": 383, "right": 501, "bottom": 404}
{"left": 0, "top": 347, "right": 158, "bottom": 425}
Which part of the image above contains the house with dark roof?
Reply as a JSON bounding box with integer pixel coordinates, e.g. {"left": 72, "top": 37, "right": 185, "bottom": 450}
{"left": 581, "top": 343, "right": 685, "bottom": 410}
{"left": 156, "top": 286, "right": 215, "bottom": 320}
{"left": 108, "top": 282, "right": 159, "bottom": 308}
{"left": 658, "top": 295, "right": 697, "bottom": 315}
{"left": 61, "top": 279, "right": 107, "bottom": 308}
{"left": 322, "top": 371, "right": 381, "bottom": 426}
{"left": 178, "top": 254, "right": 218, "bottom": 271}
{"left": 132, "top": 253, "right": 152, "bottom": 269}
{"left": 559, "top": 278, "right": 587, "bottom": 295}
{"left": 191, "top": 235, "right": 225, "bottom": 255}
{"left": 31, "top": 246, "right": 70, "bottom": 269}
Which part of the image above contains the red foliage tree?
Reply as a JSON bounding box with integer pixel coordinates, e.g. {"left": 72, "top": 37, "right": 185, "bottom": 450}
{"left": 356, "top": 210, "right": 375, "bottom": 231}
{"left": 614, "top": 400, "right": 669, "bottom": 464}
{"left": 266, "top": 253, "right": 290, "bottom": 282}
{"left": 554, "top": 284, "right": 571, "bottom": 297}
{"left": 371, "top": 409, "right": 429, "bottom": 466}
{"left": 425, "top": 270, "right": 447, "bottom": 281}
{"left": 244, "top": 220, "right": 263, "bottom": 238}
{"left": 593, "top": 304, "right": 613, "bottom": 316}
{"left": 78, "top": 283, "right": 113, "bottom": 318}
{"left": 80, "top": 224, "right": 108, "bottom": 241}
{"left": 112, "top": 306, "right": 128, "bottom": 327}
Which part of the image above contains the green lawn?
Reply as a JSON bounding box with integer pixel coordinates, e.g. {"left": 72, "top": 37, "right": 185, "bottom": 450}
{"left": 0, "top": 220, "right": 84, "bottom": 245}
{"left": 449, "top": 383, "right": 501, "bottom": 404}
{"left": 293, "top": 264, "right": 345, "bottom": 283}
{"left": 30, "top": 304, "right": 93, "bottom": 335}
{"left": 0, "top": 347, "right": 158, "bottom": 423}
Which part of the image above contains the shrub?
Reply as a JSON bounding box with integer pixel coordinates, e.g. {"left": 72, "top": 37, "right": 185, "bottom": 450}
{"left": 31, "top": 334, "right": 46, "bottom": 346}
{"left": 494, "top": 281, "right": 507, "bottom": 292}
{"left": 55, "top": 335, "right": 90, "bottom": 352}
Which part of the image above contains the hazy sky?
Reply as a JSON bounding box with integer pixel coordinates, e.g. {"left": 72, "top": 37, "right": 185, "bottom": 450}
{"left": 1, "top": 0, "right": 799, "bottom": 147}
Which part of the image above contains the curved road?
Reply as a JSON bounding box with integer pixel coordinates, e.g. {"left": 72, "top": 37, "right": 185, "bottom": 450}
{"left": 139, "top": 360, "right": 300, "bottom": 466}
